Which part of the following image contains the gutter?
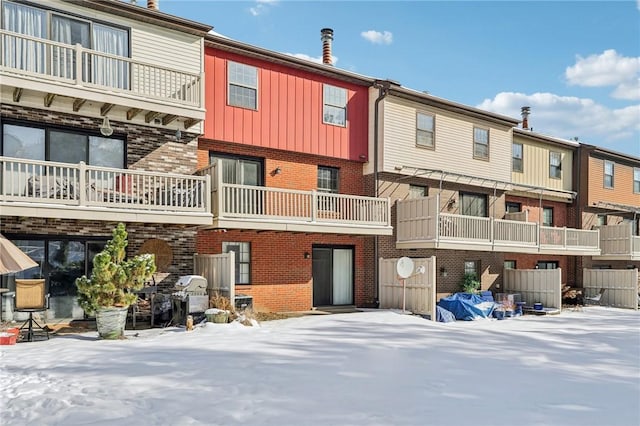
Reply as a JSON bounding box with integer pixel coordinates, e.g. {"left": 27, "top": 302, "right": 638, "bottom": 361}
{"left": 372, "top": 80, "right": 391, "bottom": 307}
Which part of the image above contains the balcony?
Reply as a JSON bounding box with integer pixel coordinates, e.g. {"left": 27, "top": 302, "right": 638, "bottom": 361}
{"left": 0, "top": 156, "right": 212, "bottom": 225}
{"left": 197, "top": 163, "right": 392, "bottom": 235}
{"left": 0, "top": 30, "right": 204, "bottom": 126}
{"left": 396, "top": 195, "right": 600, "bottom": 255}
{"left": 596, "top": 224, "right": 640, "bottom": 261}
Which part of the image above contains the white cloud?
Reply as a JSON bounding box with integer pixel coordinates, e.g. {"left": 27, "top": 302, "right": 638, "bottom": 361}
{"left": 360, "top": 30, "right": 393, "bottom": 45}
{"left": 565, "top": 49, "right": 640, "bottom": 100}
{"left": 477, "top": 91, "right": 640, "bottom": 154}
{"left": 284, "top": 52, "right": 338, "bottom": 65}
{"left": 249, "top": 0, "right": 278, "bottom": 16}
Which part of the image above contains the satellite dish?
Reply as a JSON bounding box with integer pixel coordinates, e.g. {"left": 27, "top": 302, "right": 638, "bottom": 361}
{"left": 396, "top": 257, "right": 414, "bottom": 279}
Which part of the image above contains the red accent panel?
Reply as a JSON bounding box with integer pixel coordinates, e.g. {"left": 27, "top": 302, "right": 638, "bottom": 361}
{"left": 204, "top": 47, "right": 369, "bottom": 161}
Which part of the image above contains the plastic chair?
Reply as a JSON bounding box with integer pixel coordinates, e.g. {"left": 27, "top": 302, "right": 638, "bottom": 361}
{"left": 584, "top": 288, "right": 606, "bottom": 306}
{"left": 14, "top": 279, "right": 50, "bottom": 342}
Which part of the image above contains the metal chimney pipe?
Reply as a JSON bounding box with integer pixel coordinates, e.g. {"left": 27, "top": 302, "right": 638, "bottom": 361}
{"left": 321, "top": 28, "right": 334, "bottom": 65}
{"left": 147, "top": 0, "right": 159, "bottom": 10}
{"left": 521, "top": 106, "right": 531, "bottom": 129}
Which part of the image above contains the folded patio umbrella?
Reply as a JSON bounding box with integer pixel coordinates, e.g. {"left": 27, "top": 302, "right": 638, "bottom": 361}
{"left": 0, "top": 234, "right": 38, "bottom": 275}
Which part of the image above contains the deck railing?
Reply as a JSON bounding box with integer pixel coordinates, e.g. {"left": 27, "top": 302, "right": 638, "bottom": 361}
{"left": 197, "top": 163, "right": 391, "bottom": 227}
{"left": 397, "top": 195, "right": 600, "bottom": 252}
{"left": 1, "top": 30, "right": 202, "bottom": 107}
{"left": 1, "top": 156, "right": 209, "bottom": 213}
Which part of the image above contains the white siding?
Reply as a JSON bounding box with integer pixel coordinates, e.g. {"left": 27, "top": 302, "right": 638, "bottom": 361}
{"left": 382, "top": 97, "right": 512, "bottom": 185}
{"left": 512, "top": 135, "right": 574, "bottom": 192}
{"left": 32, "top": 1, "right": 203, "bottom": 74}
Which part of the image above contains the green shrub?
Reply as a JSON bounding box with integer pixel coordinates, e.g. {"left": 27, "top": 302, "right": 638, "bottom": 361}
{"left": 76, "top": 223, "right": 156, "bottom": 314}
{"left": 460, "top": 273, "right": 481, "bottom": 294}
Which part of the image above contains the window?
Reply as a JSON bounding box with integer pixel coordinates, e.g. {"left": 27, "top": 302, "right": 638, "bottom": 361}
{"left": 512, "top": 143, "right": 523, "bottom": 172}
{"left": 604, "top": 160, "right": 614, "bottom": 188}
{"left": 504, "top": 260, "right": 516, "bottom": 270}
{"left": 549, "top": 151, "right": 562, "bottom": 179}
{"left": 542, "top": 207, "right": 554, "bottom": 226}
{"left": 2, "top": 1, "right": 130, "bottom": 87}
{"left": 1, "top": 237, "right": 107, "bottom": 297}
{"left": 634, "top": 168, "right": 640, "bottom": 193}
{"left": 408, "top": 185, "right": 427, "bottom": 199}
{"left": 473, "top": 127, "right": 489, "bottom": 159}
{"left": 460, "top": 192, "right": 487, "bottom": 217}
{"left": 228, "top": 61, "right": 258, "bottom": 109}
{"left": 536, "top": 261, "right": 558, "bottom": 270}
{"left": 506, "top": 202, "right": 521, "bottom": 213}
{"left": 317, "top": 166, "right": 339, "bottom": 193}
{"left": 416, "top": 113, "right": 434, "bottom": 148}
{"left": 464, "top": 260, "right": 479, "bottom": 276}
{"left": 596, "top": 215, "right": 606, "bottom": 227}
{"left": 210, "top": 153, "right": 262, "bottom": 186}
{"left": 2, "top": 122, "right": 124, "bottom": 168}
{"left": 222, "top": 242, "right": 251, "bottom": 284}
{"left": 323, "top": 84, "right": 347, "bottom": 126}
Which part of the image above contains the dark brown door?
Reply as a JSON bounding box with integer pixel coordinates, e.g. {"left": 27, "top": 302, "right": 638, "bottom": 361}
{"left": 312, "top": 247, "right": 332, "bottom": 306}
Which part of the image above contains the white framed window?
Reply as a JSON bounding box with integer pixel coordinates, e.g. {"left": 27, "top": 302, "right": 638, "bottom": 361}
{"left": 460, "top": 192, "right": 487, "bottom": 217}
{"left": 222, "top": 242, "right": 251, "bottom": 284}
{"left": 464, "top": 260, "right": 479, "bottom": 277}
{"left": 473, "top": 127, "right": 489, "bottom": 159}
{"left": 543, "top": 207, "right": 553, "bottom": 226}
{"left": 228, "top": 61, "right": 258, "bottom": 109}
{"left": 549, "top": 151, "right": 562, "bottom": 179}
{"left": 317, "top": 166, "right": 339, "bottom": 193}
{"left": 323, "top": 84, "right": 347, "bottom": 126}
{"left": 504, "top": 260, "right": 516, "bottom": 270}
{"left": 408, "top": 185, "right": 427, "bottom": 199}
{"left": 512, "top": 143, "right": 523, "bottom": 172}
{"left": 416, "top": 113, "right": 434, "bottom": 148}
{"left": 633, "top": 168, "right": 639, "bottom": 193}
{"left": 604, "top": 160, "right": 614, "bottom": 188}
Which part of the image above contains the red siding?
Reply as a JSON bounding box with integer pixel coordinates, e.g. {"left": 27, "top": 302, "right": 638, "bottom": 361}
{"left": 204, "top": 47, "right": 369, "bottom": 162}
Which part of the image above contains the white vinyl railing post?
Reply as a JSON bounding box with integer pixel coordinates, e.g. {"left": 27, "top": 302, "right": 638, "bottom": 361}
{"left": 563, "top": 227, "right": 568, "bottom": 248}
{"left": 204, "top": 173, "right": 211, "bottom": 214}
{"left": 311, "top": 190, "right": 318, "bottom": 222}
{"left": 216, "top": 160, "right": 224, "bottom": 217}
{"left": 79, "top": 161, "right": 86, "bottom": 206}
{"left": 75, "top": 43, "right": 83, "bottom": 85}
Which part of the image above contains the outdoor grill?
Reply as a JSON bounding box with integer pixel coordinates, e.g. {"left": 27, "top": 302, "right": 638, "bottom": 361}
{"left": 170, "top": 275, "right": 209, "bottom": 325}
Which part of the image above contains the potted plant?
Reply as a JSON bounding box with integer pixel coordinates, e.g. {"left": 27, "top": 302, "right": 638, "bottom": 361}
{"left": 460, "top": 273, "right": 481, "bottom": 294}
{"left": 76, "top": 223, "right": 156, "bottom": 339}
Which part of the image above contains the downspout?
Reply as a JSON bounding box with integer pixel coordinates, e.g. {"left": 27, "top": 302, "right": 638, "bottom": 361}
{"left": 373, "top": 80, "right": 390, "bottom": 307}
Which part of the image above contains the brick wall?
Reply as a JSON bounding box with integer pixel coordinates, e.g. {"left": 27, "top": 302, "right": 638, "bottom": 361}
{"left": 198, "top": 139, "right": 365, "bottom": 195}
{"left": 197, "top": 229, "right": 375, "bottom": 312}
{"left": 0, "top": 217, "right": 197, "bottom": 291}
{"left": 506, "top": 195, "right": 570, "bottom": 226}
{"left": 1, "top": 104, "right": 200, "bottom": 175}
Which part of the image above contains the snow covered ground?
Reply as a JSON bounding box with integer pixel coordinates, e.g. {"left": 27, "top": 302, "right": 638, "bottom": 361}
{"left": 1, "top": 307, "right": 639, "bottom": 426}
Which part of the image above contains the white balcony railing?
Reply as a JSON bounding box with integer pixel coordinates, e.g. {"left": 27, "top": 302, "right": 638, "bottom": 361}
{"left": 1, "top": 156, "right": 209, "bottom": 213}
{"left": 197, "top": 163, "right": 391, "bottom": 229}
{"left": 1, "top": 30, "right": 202, "bottom": 107}
{"left": 397, "top": 195, "right": 600, "bottom": 253}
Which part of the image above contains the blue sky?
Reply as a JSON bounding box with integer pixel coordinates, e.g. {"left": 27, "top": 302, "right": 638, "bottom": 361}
{"left": 145, "top": 0, "right": 639, "bottom": 157}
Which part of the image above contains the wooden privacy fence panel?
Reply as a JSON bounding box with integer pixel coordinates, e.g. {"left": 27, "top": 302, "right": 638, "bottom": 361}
{"left": 194, "top": 253, "right": 235, "bottom": 302}
{"left": 583, "top": 269, "right": 638, "bottom": 310}
{"left": 379, "top": 257, "right": 436, "bottom": 319}
{"left": 504, "top": 269, "right": 562, "bottom": 310}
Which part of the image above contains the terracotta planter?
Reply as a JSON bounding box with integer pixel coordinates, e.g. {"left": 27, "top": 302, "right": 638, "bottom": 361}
{"left": 95, "top": 306, "right": 129, "bottom": 339}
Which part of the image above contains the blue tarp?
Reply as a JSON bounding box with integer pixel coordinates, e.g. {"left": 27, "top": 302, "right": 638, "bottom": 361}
{"left": 437, "top": 293, "right": 496, "bottom": 321}
{"left": 435, "top": 305, "right": 456, "bottom": 323}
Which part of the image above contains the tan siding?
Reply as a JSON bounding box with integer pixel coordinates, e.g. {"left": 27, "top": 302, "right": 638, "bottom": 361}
{"left": 587, "top": 157, "right": 640, "bottom": 206}
{"left": 382, "top": 97, "right": 512, "bottom": 184}
{"left": 512, "top": 135, "right": 574, "bottom": 191}
{"left": 131, "top": 26, "right": 202, "bottom": 74}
